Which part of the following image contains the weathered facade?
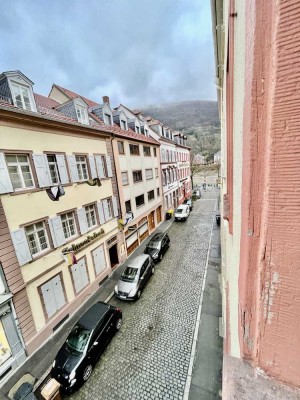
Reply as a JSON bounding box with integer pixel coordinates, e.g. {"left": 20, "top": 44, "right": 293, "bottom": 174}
{"left": 211, "top": 0, "right": 300, "bottom": 397}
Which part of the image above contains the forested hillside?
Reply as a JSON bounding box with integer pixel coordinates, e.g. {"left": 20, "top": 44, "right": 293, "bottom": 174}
{"left": 142, "top": 100, "right": 220, "bottom": 162}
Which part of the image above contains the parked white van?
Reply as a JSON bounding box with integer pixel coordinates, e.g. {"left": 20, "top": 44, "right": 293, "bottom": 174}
{"left": 174, "top": 204, "right": 190, "bottom": 221}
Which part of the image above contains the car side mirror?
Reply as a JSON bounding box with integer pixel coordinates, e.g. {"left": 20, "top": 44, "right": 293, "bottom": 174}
{"left": 94, "top": 341, "right": 98, "bottom": 346}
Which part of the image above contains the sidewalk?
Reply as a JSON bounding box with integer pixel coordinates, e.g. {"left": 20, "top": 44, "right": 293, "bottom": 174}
{"left": 188, "top": 213, "right": 223, "bottom": 399}
{"left": 1, "top": 217, "right": 174, "bottom": 399}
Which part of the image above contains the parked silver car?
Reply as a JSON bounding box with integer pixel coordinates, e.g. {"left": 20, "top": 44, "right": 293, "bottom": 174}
{"left": 114, "top": 254, "right": 155, "bottom": 301}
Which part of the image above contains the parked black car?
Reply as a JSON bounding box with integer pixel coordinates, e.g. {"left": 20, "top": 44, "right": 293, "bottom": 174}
{"left": 143, "top": 232, "right": 170, "bottom": 262}
{"left": 51, "top": 302, "right": 122, "bottom": 392}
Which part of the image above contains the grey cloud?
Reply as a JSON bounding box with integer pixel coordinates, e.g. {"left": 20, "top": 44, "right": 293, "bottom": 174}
{"left": 0, "top": 0, "right": 216, "bottom": 107}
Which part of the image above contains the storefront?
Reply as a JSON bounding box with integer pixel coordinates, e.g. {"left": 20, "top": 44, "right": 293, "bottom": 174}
{"left": 138, "top": 217, "right": 149, "bottom": 243}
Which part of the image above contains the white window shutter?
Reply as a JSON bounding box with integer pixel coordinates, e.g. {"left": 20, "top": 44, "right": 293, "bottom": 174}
{"left": 52, "top": 275, "right": 66, "bottom": 310}
{"left": 102, "top": 199, "right": 109, "bottom": 221}
{"left": 48, "top": 216, "right": 66, "bottom": 248}
{"left": 95, "top": 155, "right": 105, "bottom": 179}
{"left": 55, "top": 154, "right": 69, "bottom": 184}
{"left": 93, "top": 245, "right": 106, "bottom": 275}
{"left": 78, "top": 258, "right": 89, "bottom": 288}
{"left": 11, "top": 228, "right": 32, "bottom": 266}
{"left": 32, "top": 154, "right": 51, "bottom": 188}
{"left": 112, "top": 196, "right": 118, "bottom": 217}
{"left": 97, "top": 201, "right": 105, "bottom": 225}
{"left": 40, "top": 281, "right": 57, "bottom": 318}
{"left": 0, "top": 153, "right": 13, "bottom": 194}
{"left": 88, "top": 155, "right": 97, "bottom": 179}
{"left": 106, "top": 156, "right": 113, "bottom": 177}
{"left": 77, "top": 208, "right": 88, "bottom": 234}
{"left": 71, "top": 264, "right": 82, "bottom": 293}
{"left": 67, "top": 155, "right": 79, "bottom": 182}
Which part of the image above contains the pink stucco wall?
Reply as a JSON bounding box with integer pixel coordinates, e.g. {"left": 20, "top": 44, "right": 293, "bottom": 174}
{"left": 239, "top": 0, "right": 300, "bottom": 387}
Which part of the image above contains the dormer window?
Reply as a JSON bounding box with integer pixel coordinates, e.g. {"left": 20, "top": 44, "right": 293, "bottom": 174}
{"left": 75, "top": 104, "right": 89, "bottom": 124}
{"left": 136, "top": 126, "right": 140, "bottom": 134}
{"left": 104, "top": 113, "right": 112, "bottom": 125}
{"left": 121, "top": 120, "right": 127, "bottom": 130}
{"left": 12, "top": 83, "right": 33, "bottom": 111}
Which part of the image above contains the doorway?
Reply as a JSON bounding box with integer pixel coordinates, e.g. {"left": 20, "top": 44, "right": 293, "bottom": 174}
{"left": 108, "top": 244, "right": 119, "bottom": 269}
{"left": 148, "top": 211, "right": 155, "bottom": 231}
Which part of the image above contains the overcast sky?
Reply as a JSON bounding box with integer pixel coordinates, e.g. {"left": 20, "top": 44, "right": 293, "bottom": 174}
{"left": 0, "top": 0, "right": 216, "bottom": 108}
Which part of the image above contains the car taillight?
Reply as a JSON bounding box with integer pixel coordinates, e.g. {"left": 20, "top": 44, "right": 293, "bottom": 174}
{"left": 116, "top": 308, "right": 121, "bottom": 312}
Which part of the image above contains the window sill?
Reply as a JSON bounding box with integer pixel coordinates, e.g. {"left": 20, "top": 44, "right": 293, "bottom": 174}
{"left": 136, "top": 204, "right": 145, "bottom": 209}
{"left": 133, "top": 181, "right": 143, "bottom": 184}
{"left": 29, "top": 248, "right": 53, "bottom": 263}
{"left": 146, "top": 177, "right": 154, "bottom": 180}
{"left": 129, "top": 154, "right": 140, "bottom": 156}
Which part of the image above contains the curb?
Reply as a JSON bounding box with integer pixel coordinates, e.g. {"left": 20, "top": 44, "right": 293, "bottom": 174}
{"left": 183, "top": 199, "right": 217, "bottom": 400}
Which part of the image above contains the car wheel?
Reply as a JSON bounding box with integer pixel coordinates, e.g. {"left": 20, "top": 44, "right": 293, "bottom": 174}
{"left": 159, "top": 253, "right": 163, "bottom": 261}
{"left": 136, "top": 290, "right": 141, "bottom": 300}
{"left": 151, "top": 266, "right": 155, "bottom": 275}
{"left": 115, "top": 318, "right": 122, "bottom": 331}
{"left": 82, "top": 364, "right": 93, "bottom": 382}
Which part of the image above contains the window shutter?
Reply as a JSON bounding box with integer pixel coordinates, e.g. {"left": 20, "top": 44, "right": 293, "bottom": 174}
{"left": 67, "top": 155, "right": 79, "bottom": 182}
{"left": 95, "top": 155, "right": 105, "bottom": 179}
{"left": 2, "top": 314, "right": 22, "bottom": 356}
{"left": 40, "top": 281, "right": 57, "bottom": 318}
{"left": 55, "top": 154, "right": 69, "bottom": 185}
{"left": 0, "top": 153, "right": 13, "bottom": 194}
{"left": 102, "top": 199, "right": 109, "bottom": 221}
{"left": 10, "top": 229, "right": 32, "bottom": 266}
{"left": 97, "top": 201, "right": 105, "bottom": 224}
{"left": 88, "top": 155, "right": 97, "bottom": 179}
{"left": 32, "top": 154, "right": 51, "bottom": 188}
{"left": 77, "top": 208, "right": 88, "bottom": 234}
{"left": 78, "top": 258, "right": 89, "bottom": 289}
{"left": 93, "top": 245, "right": 107, "bottom": 275}
{"left": 52, "top": 275, "right": 66, "bottom": 310}
{"left": 48, "top": 216, "right": 66, "bottom": 248}
{"left": 106, "top": 156, "right": 113, "bottom": 177}
{"left": 112, "top": 196, "right": 118, "bottom": 217}
{"left": 70, "top": 264, "right": 82, "bottom": 293}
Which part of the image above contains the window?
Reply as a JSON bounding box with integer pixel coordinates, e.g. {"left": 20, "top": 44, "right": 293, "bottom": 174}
{"left": 61, "top": 212, "right": 77, "bottom": 239}
{"left": 135, "top": 194, "right": 145, "bottom": 208}
{"left": 145, "top": 169, "right": 153, "bottom": 180}
{"left": 107, "top": 198, "right": 113, "bottom": 219}
{"left": 6, "top": 154, "right": 34, "bottom": 190}
{"left": 100, "top": 155, "right": 107, "bottom": 177}
{"left": 144, "top": 129, "right": 148, "bottom": 136}
{"left": 155, "top": 168, "right": 158, "bottom": 177}
{"left": 136, "top": 126, "right": 140, "bottom": 134}
{"left": 148, "top": 190, "right": 155, "bottom": 201}
{"left": 143, "top": 146, "right": 151, "bottom": 157}
{"left": 121, "top": 120, "right": 127, "bottom": 130}
{"left": 125, "top": 200, "right": 131, "bottom": 213}
{"left": 122, "top": 171, "right": 129, "bottom": 185}
{"left": 157, "top": 188, "right": 160, "bottom": 197}
{"left": 154, "top": 148, "right": 157, "bottom": 157}
{"left": 133, "top": 170, "right": 143, "bottom": 183}
{"left": 12, "top": 83, "right": 32, "bottom": 110}
{"left": 104, "top": 113, "right": 112, "bottom": 125}
{"left": 47, "top": 155, "right": 60, "bottom": 184}
{"left": 75, "top": 105, "right": 89, "bottom": 125}
{"left": 118, "top": 141, "right": 125, "bottom": 154}
{"left": 75, "top": 155, "right": 88, "bottom": 180}
{"left": 85, "top": 204, "right": 97, "bottom": 228}
{"left": 25, "top": 222, "right": 49, "bottom": 256}
{"left": 130, "top": 144, "right": 140, "bottom": 155}
{"left": 40, "top": 275, "right": 65, "bottom": 319}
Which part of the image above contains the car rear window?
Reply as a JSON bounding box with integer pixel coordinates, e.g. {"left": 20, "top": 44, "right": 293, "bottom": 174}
{"left": 176, "top": 209, "right": 183, "bottom": 214}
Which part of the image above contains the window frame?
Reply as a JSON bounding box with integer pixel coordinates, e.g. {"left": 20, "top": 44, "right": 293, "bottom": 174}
{"left": 84, "top": 203, "right": 98, "bottom": 229}
{"left": 118, "top": 141, "right": 125, "bottom": 155}
{"left": 135, "top": 194, "right": 145, "bottom": 208}
{"left": 133, "top": 170, "right": 143, "bottom": 183}
{"left": 11, "top": 82, "right": 34, "bottom": 111}
{"left": 104, "top": 113, "right": 112, "bottom": 125}
{"left": 121, "top": 120, "right": 127, "bottom": 130}
{"left": 145, "top": 168, "right": 153, "bottom": 180}
{"left": 6, "top": 153, "right": 36, "bottom": 191}
{"left": 121, "top": 171, "right": 129, "bottom": 186}
{"left": 143, "top": 146, "right": 151, "bottom": 157}
{"left": 75, "top": 154, "right": 89, "bottom": 181}
{"left": 75, "top": 104, "right": 89, "bottom": 125}
{"left": 147, "top": 190, "right": 155, "bottom": 202}
{"left": 129, "top": 144, "right": 140, "bottom": 156}
{"left": 125, "top": 200, "right": 132, "bottom": 213}
{"left": 60, "top": 210, "right": 78, "bottom": 240}
{"left": 24, "top": 219, "right": 51, "bottom": 258}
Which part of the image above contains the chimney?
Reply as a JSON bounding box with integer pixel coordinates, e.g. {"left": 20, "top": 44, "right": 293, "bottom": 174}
{"left": 102, "top": 96, "right": 110, "bottom": 104}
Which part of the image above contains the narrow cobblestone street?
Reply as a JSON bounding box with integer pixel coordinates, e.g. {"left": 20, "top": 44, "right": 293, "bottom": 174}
{"left": 68, "top": 190, "right": 218, "bottom": 400}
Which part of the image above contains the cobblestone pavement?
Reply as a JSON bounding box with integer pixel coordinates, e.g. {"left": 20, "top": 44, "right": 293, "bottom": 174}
{"left": 68, "top": 190, "right": 218, "bottom": 400}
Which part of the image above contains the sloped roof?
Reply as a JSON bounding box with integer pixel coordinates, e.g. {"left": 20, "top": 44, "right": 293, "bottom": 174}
{"left": 52, "top": 84, "right": 99, "bottom": 107}
{"left": 34, "top": 93, "right": 60, "bottom": 109}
